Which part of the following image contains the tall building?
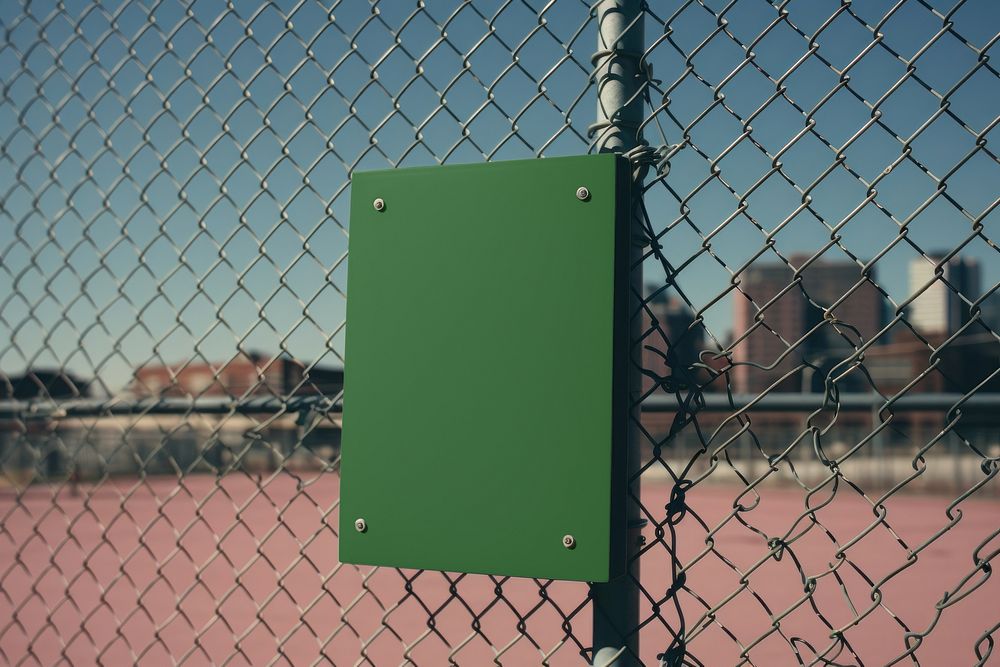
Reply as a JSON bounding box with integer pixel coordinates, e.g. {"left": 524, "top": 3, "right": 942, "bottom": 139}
{"left": 641, "top": 289, "right": 708, "bottom": 395}
{"left": 866, "top": 266, "right": 995, "bottom": 395}
{"left": 732, "top": 257, "right": 883, "bottom": 394}
{"left": 732, "top": 263, "right": 803, "bottom": 394}
{"left": 980, "top": 291, "right": 1000, "bottom": 333}
{"left": 907, "top": 256, "right": 979, "bottom": 335}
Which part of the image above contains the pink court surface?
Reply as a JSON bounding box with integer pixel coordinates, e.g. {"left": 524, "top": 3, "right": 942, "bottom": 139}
{"left": 1, "top": 473, "right": 996, "bottom": 666}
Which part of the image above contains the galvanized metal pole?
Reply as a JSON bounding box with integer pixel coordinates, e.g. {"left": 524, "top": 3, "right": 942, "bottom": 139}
{"left": 592, "top": 1, "right": 644, "bottom": 666}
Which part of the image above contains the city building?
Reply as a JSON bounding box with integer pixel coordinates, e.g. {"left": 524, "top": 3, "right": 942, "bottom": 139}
{"left": 641, "top": 288, "right": 710, "bottom": 396}
{"left": 131, "top": 351, "right": 343, "bottom": 399}
{"left": 731, "top": 256, "right": 883, "bottom": 394}
{"left": 907, "top": 255, "right": 980, "bottom": 335}
{"left": 865, "top": 332, "right": 1000, "bottom": 395}
{"left": 976, "top": 290, "right": 1000, "bottom": 334}
{"left": 0, "top": 369, "right": 91, "bottom": 399}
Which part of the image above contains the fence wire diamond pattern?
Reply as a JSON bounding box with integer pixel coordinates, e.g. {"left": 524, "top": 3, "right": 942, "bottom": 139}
{"left": 1, "top": 0, "right": 998, "bottom": 665}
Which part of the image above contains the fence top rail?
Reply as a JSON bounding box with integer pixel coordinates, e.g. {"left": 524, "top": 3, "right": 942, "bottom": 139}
{"left": 0, "top": 394, "right": 341, "bottom": 420}
{"left": 2, "top": 393, "right": 999, "bottom": 420}
{"left": 645, "top": 393, "right": 1000, "bottom": 412}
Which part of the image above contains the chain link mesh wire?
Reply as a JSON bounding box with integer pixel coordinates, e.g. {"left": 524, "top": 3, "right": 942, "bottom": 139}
{"left": 0, "top": 1, "right": 600, "bottom": 664}
{"left": 0, "top": 0, "right": 998, "bottom": 665}
{"left": 632, "top": 0, "right": 1000, "bottom": 665}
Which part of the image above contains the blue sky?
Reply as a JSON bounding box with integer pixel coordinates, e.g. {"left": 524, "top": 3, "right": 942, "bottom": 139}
{"left": 0, "top": 0, "right": 997, "bottom": 394}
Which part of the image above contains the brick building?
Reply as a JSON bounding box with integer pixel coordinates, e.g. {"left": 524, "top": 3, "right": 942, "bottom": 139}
{"left": 866, "top": 332, "right": 1000, "bottom": 396}
{"left": 131, "top": 352, "right": 343, "bottom": 399}
{"left": 641, "top": 289, "right": 711, "bottom": 396}
{"left": 732, "top": 257, "right": 883, "bottom": 394}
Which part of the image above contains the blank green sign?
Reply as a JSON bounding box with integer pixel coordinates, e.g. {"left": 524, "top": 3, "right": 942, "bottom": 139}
{"left": 340, "top": 154, "right": 628, "bottom": 582}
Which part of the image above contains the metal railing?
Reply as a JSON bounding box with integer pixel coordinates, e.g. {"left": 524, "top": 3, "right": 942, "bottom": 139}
{"left": 1, "top": 0, "right": 998, "bottom": 665}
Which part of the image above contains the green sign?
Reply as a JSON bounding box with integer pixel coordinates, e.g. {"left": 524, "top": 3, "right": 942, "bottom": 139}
{"left": 339, "top": 154, "right": 630, "bottom": 581}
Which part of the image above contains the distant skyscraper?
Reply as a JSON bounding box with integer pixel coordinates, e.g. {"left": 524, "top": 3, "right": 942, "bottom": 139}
{"left": 732, "top": 257, "right": 883, "bottom": 394}
{"left": 641, "top": 289, "right": 707, "bottom": 395}
{"left": 907, "top": 256, "right": 979, "bottom": 335}
{"left": 980, "top": 291, "right": 1000, "bottom": 334}
{"left": 732, "top": 263, "right": 803, "bottom": 394}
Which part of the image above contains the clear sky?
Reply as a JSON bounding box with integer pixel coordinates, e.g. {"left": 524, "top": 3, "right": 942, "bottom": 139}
{"left": 1, "top": 0, "right": 997, "bottom": 394}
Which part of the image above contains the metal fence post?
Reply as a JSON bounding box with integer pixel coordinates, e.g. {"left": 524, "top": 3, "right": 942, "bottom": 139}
{"left": 592, "top": 1, "right": 644, "bottom": 665}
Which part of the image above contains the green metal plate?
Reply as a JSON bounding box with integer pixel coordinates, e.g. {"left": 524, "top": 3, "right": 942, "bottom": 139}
{"left": 339, "top": 154, "right": 629, "bottom": 582}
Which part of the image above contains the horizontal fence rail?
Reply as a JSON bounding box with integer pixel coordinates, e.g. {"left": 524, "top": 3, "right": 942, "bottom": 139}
{"left": 3, "top": 392, "right": 1000, "bottom": 418}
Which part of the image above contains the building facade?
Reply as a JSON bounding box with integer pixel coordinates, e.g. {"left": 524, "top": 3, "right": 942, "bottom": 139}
{"left": 907, "top": 256, "right": 980, "bottom": 335}
{"left": 131, "top": 352, "right": 343, "bottom": 399}
{"left": 732, "top": 257, "right": 883, "bottom": 394}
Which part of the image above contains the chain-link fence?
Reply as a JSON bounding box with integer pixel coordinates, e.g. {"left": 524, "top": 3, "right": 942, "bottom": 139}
{"left": 1, "top": 0, "right": 998, "bottom": 665}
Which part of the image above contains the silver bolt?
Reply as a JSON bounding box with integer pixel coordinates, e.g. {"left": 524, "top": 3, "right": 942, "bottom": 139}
{"left": 372, "top": 197, "right": 385, "bottom": 211}
{"left": 354, "top": 518, "right": 367, "bottom": 533}
{"left": 562, "top": 534, "right": 576, "bottom": 549}
{"left": 575, "top": 186, "right": 590, "bottom": 201}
